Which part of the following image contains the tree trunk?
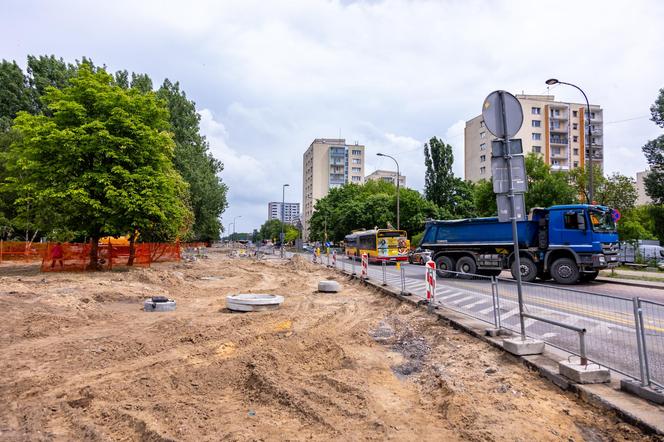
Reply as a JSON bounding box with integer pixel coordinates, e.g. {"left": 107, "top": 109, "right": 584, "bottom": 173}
{"left": 127, "top": 230, "right": 138, "bottom": 266}
{"left": 88, "top": 236, "right": 101, "bottom": 270}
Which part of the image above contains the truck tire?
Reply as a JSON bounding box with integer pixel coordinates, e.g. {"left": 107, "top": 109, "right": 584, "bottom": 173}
{"left": 435, "top": 255, "right": 455, "bottom": 278}
{"left": 456, "top": 256, "right": 477, "bottom": 277}
{"left": 511, "top": 256, "right": 537, "bottom": 282}
{"left": 580, "top": 270, "right": 599, "bottom": 282}
{"left": 551, "top": 257, "right": 580, "bottom": 284}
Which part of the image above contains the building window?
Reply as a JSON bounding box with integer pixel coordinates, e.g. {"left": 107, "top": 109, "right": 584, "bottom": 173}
{"left": 573, "top": 148, "right": 579, "bottom": 155}
{"left": 552, "top": 159, "right": 560, "bottom": 166}
{"left": 552, "top": 147, "right": 561, "bottom": 155}
{"left": 551, "top": 109, "right": 560, "bottom": 117}
{"left": 573, "top": 135, "right": 578, "bottom": 142}
{"left": 480, "top": 155, "right": 486, "bottom": 162}
{"left": 480, "top": 166, "right": 486, "bottom": 174}
{"left": 574, "top": 161, "right": 579, "bottom": 167}
{"left": 480, "top": 131, "right": 486, "bottom": 139}
{"left": 550, "top": 120, "right": 561, "bottom": 129}
{"left": 532, "top": 107, "right": 541, "bottom": 115}
{"left": 532, "top": 133, "right": 541, "bottom": 141}
{"left": 352, "top": 167, "right": 361, "bottom": 173}
{"left": 532, "top": 120, "right": 541, "bottom": 127}
{"left": 480, "top": 120, "right": 485, "bottom": 127}
{"left": 533, "top": 145, "right": 541, "bottom": 153}
{"left": 573, "top": 110, "right": 578, "bottom": 117}
{"left": 572, "top": 123, "right": 578, "bottom": 130}
{"left": 352, "top": 158, "right": 361, "bottom": 164}
{"left": 351, "top": 149, "right": 362, "bottom": 156}
{"left": 351, "top": 176, "right": 361, "bottom": 182}
{"left": 480, "top": 143, "right": 487, "bottom": 151}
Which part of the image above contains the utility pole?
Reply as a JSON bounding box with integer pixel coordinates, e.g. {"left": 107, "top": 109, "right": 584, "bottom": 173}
{"left": 281, "top": 184, "right": 289, "bottom": 258}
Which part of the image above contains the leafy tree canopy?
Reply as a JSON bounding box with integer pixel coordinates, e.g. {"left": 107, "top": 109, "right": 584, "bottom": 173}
{"left": 308, "top": 180, "right": 440, "bottom": 242}
{"left": 2, "top": 64, "right": 192, "bottom": 264}
{"left": 256, "top": 219, "right": 299, "bottom": 243}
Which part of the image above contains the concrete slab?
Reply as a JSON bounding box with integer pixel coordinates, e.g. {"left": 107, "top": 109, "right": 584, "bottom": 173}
{"left": 143, "top": 298, "right": 176, "bottom": 312}
{"left": 559, "top": 361, "right": 610, "bottom": 384}
{"left": 502, "top": 337, "right": 545, "bottom": 356}
{"left": 226, "top": 293, "right": 284, "bottom": 312}
{"left": 620, "top": 379, "right": 664, "bottom": 405}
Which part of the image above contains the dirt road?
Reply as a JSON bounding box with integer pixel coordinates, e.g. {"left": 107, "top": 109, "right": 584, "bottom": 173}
{"left": 0, "top": 251, "right": 657, "bottom": 441}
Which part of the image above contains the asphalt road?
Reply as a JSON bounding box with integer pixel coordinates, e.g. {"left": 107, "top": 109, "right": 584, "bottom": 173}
{"left": 317, "top": 253, "right": 664, "bottom": 386}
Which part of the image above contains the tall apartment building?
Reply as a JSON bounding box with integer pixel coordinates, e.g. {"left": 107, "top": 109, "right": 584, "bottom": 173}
{"left": 267, "top": 202, "right": 301, "bottom": 225}
{"left": 365, "top": 169, "right": 406, "bottom": 187}
{"left": 636, "top": 170, "right": 653, "bottom": 206}
{"left": 465, "top": 94, "right": 603, "bottom": 182}
{"left": 302, "top": 138, "right": 365, "bottom": 240}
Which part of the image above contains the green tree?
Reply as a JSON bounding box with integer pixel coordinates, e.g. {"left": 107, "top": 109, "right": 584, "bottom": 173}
{"left": 525, "top": 153, "right": 578, "bottom": 208}
{"left": 594, "top": 172, "right": 637, "bottom": 213}
{"left": 157, "top": 79, "right": 228, "bottom": 241}
{"left": 308, "top": 180, "right": 439, "bottom": 242}
{"left": 472, "top": 179, "right": 497, "bottom": 217}
{"left": 0, "top": 60, "right": 34, "bottom": 129}
{"left": 618, "top": 205, "right": 656, "bottom": 241}
{"left": 257, "top": 219, "right": 299, "bottom": 243}
{"left": 3, "top": 64, "right": 192, "bottom": 267}
{"left": 424, "top": 137, "right": 471, "bottom": 217}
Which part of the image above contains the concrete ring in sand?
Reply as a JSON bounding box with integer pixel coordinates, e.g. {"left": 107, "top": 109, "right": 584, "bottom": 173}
{"left": 226, "top": 293, "right": 285, "bottom": 312}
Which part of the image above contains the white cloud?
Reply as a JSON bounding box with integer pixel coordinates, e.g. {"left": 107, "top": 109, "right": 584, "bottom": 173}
{"left": 3, "top": 0, "right": 664, "bottom": 231}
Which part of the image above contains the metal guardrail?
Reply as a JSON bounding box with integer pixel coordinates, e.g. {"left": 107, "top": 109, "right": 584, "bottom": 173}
{"left": 304, "top": 251, "right": 663, "bottom": 391}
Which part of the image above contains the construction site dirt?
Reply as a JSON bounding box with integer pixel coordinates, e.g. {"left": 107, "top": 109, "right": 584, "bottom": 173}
{"left": 0, "top": 251, "right": 659, "bottom": 441}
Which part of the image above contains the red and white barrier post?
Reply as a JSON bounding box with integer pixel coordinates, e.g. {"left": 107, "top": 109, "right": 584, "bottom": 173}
{"left": 425, "top": 259, "right": 436, "bottom": 309}
{"left": 361, "top": 253, "right": 369, "bottom": 279}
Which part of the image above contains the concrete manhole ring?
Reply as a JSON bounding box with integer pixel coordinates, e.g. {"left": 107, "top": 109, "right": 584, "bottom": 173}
{"left": 226, "top": 293, "right": 285, "bottom": 312}
{"left": 144, "top": 296, "right": 176, "bottom": 312}
{"left": 318, "top": 280, "right": 341, "bottom": 293}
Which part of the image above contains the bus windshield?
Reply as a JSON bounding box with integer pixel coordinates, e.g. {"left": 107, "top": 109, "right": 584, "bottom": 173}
{"left": 589, "top": 208, "right": 616, "bottom": 233}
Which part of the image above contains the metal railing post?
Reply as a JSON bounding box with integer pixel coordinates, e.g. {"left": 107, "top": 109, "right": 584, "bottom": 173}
{"left": 351, "top": 257, "right": 356, "bottom": 275}
{"left": 579, "top": 331, "right": 587, "bottom": 366}
{"left": 382, "top": 260, "right": 387, "bottom": 286}
{"left": 636, "top": 298, "right": 652, "bottom": 386}
{"left": 400, "top": 264, "right": 406, "bottom": 295}
{"left": 491, "top": 276, "right": 499, "bottom": 328}
{"left": 632, "top": 297, "right": 648, "bottom": 387}
{"left": 494, "top": 277, "right": 502, "bottom": 329}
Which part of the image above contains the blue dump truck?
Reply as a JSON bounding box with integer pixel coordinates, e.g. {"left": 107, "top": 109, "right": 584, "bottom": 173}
{"left": 420, "top": 204, "right": 620, "bottom": 284}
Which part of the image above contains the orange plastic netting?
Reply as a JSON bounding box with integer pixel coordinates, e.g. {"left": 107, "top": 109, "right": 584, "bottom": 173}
{"left": 0, "top": 241, "right": 48, "bottom": 263}
{"left": 34, "top": 242, "right": 182, "bottom": 272}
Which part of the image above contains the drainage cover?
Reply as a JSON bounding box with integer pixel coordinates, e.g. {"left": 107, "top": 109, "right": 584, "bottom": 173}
{"left": 144, "top": 296, "right": 177, "bottom": 312}
{"left": 226, "top": 293, "right": 284, "bottom": 312}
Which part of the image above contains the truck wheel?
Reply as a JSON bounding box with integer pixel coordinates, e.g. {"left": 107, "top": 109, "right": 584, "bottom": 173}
{"left": 511, "top": 256, "right": 537, "bottom": 282}
{"left": 456, "top": 256, "right": 477, "bottom": 277}
{"left": 551, "top": 258, "right": 580, "bottom": 284}
{"left": 580, "top": 271, "right": 599, "bottom": 282}
{"left": 435, "top": 256, "right": 455, "bottom": 278}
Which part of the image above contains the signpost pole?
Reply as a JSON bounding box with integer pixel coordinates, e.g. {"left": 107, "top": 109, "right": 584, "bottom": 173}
{"left": 498, "top": 91, "right": 526, "bottom": 341}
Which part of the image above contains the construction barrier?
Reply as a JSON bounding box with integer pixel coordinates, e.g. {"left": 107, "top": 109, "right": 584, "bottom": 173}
{"left": 38, "top": 241, "right": 181, "bottom": 272}
{"left": 361, "top": 253, "right": 368, "bottom": 279}
{"left": 0, "top": 241, "right": 48, "bottom": 263}
{"left": 332, "top": 250, "right": 337, "bottom": 267}
{"left": 425, "top": 259, "right": 436, "bottom": 305}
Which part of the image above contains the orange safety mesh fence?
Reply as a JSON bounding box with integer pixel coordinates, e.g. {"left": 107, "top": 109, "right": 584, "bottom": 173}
{"left": 0, "top": 241, "right": 48, "bottom": 263}
{"left": 38, "top": 242, "right": 182, "bottom": 272}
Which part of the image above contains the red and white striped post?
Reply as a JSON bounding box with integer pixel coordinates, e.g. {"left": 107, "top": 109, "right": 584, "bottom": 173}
{"left": 361, "top": 253, "right": 368, "bottom": 279}
{"left": 425, "top": 259, "right": 436, "bottom": 308}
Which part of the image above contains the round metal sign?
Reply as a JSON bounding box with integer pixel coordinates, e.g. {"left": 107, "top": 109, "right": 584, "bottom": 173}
{"left": 482, "top": 90, "right": 523, "bottom": 139}
{"left": 611, "top": 209, "right": 621, "bottom": 222}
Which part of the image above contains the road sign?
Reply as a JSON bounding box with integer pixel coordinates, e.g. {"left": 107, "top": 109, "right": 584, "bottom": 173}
{"left": 482, "top": 90, "right": 523, "bottom": 139}
{"left": 612, "top": 209, "right": 621, "bottom": 222}
{"left": 491, "top": 139, "right": 523, "bottom": 157}
{"left": 491, "top": 155, "right": 527, "bottom": 194}
{"left": 497, "top": 194, "right": 526, "bottom": 222}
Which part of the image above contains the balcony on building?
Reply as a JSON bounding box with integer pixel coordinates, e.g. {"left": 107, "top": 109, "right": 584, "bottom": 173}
{"left": 549, "top": 121, "right": 568, "bottom": 132}
{"left": 549, "top": 106, "right": 568, "bottom": 120}
{"left": 550, "top": 135, "right": 569, "bottom": 145}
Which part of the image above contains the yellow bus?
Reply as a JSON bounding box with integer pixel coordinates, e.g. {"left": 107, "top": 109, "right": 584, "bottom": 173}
{"left": 344, "top": 229, "right": 410, "bottom": 263}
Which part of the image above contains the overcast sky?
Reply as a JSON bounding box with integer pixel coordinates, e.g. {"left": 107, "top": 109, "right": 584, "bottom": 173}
{"left": 3, "top": 0, "right": 664, "bottom": 233}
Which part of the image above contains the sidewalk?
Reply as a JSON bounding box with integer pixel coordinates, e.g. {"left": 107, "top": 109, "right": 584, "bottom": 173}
{"left": 599, "top": 268, "right": 664, "bottom": 289}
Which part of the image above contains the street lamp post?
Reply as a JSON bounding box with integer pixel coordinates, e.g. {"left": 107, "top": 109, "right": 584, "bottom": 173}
{"left": 377, "top": 153, "right": 400, "bottom": 230}
{"left": 281, "top": 184, "right": 289, "bottom": 258}
{"left": 232, "top": 215, "right": 241, "bottom": 242}
{"left": 545, "top": 78, "right": 594, "bottom": 203}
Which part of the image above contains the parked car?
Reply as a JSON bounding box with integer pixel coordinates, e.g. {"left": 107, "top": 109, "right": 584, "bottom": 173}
{"left": 619, "top": 240, "right": 664, "bottom": 265}
{"left": 408, "top": 247, "right": 432, "bottom": 265}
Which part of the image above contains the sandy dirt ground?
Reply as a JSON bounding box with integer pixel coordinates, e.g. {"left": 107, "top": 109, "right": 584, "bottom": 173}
{"left": 0, "top": 250, "right": 660, "bottom": 441}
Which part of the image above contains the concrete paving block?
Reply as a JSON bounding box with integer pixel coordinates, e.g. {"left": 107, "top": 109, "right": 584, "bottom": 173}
{"left": 620, "top": 379, "right": 664, "bottom": 405}
{"left": 558, "top": 361, "right": 610, "bottom": 384}
{"left": 318, "top": 280, "right": 341, "bottom": 293}
{"left": 502, "top": 337, "right": 545, "bottom": 356}
{"left": 226, "top": 293, "right": 284, "bottom": 312}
